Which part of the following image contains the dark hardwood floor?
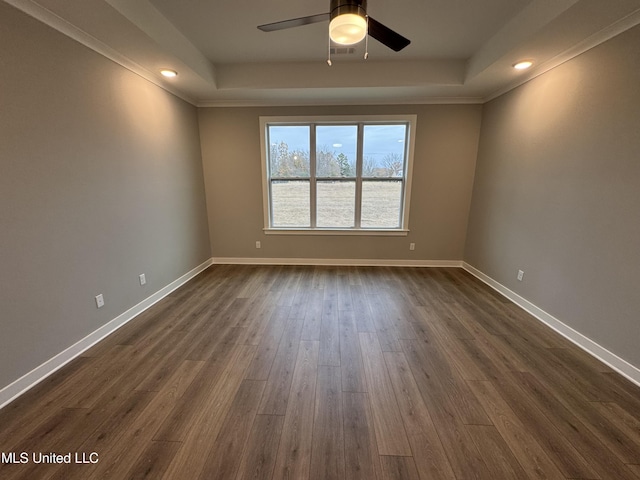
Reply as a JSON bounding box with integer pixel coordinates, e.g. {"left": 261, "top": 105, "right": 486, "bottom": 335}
{"left": 1, "top": 265, "right": 639, "bottom": 479}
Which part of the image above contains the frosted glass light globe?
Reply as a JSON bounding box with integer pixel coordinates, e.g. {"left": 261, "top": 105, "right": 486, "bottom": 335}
{"left": 329, "top": 14, "right": 367, "bottom": 45}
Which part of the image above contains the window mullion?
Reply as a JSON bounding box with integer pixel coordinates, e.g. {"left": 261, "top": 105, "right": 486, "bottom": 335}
{"left": 309, "top": 124, "right": 317, "bottom": 228}
{"left": 354, "top": 122, "right": 364, "bottom": 228}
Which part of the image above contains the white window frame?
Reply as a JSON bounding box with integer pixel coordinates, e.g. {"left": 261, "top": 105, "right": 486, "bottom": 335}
{"left": 260, "top": 115, "right": 417, "bottom": 236}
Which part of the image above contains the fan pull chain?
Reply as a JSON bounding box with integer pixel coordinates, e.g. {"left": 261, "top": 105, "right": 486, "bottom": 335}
{"left": 364, "top": 16, "right": 369, "bottom": 59}
{"left": 327, "top": 32, "right": 332, "bottom": 66}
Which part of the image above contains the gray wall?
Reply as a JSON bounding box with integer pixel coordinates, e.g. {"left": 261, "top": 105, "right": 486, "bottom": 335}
{"left": 199, "top": 104, "right": 482, "bottom": 261}
{"left": 465, "top": 25, "right": 640, "bottom": 368}
{"left": 0, "top": 4, "right": 211, "bottom": 389}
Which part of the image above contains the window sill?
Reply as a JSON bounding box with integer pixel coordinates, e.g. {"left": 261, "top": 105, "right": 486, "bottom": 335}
{"left": 263, "top": 228, "right": 409, "bottom": 237}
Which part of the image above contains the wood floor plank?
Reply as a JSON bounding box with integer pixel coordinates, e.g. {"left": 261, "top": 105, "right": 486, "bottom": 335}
{"left": 0, "top": 355, "right": 92, "bottom": 446}
{"left": 504, "top": 340, "right": 640, "bottom": 465}
{"left": 513, "top": 371, "right": 640, "bottom": 480}
{"left": 81, "top": 359, "right": 205, "bottom": 480}
{"left": 235, "top": 414, "right": 284, "bottom": 480}
{"left": 448, "top": 302, "right": 532, "bottom": 372}
{"left": 301, "top": 289, "right": 324, "bottom": 341}
{"left": 244, "top": 306, "right": 290, "bottom": 380}
{"left": 82, "top": 295, "right": 179, "bottom": 356}
{"left": 626, "top": 463, "right": 640, "bottom": 478}
{"left": 47, "top": 392, "right": 155, "bottom": 480}
{"left": 290, "top": 285, "right": 311, "bottom": 320}
{"left": 161, "top": 345, "right": 256, "bottom": 480}
{"left": 490, "top": 372, "right": 599, "bottom": 479}
{"left": 437, "top": 268, "right": 539, "bottom": 341}
{"left": 349, "top": 285, "right": 376, "bottom": 333}
{"left": 367, "top": 294, "right": 403, "bottom": 352}
{"left": 185, "top": 305, "right": 246, "bottom": 360}
{"left": 601, "top": 372, "right": 640, "bottom": 419}
{"left": 198, "top": 379, "right": 266, "bottom": 480}
{"left": 411, "top": 305, "right": 489, "bottom": 382}
{"left": 0, "top": 408, "right": 86, "bottom": 480}
{"left": 550, "top": 347, "right": 637, "bottom": 405}
{"left": 319, "top": 294, "right": 341, "bottom": 366}
{"left": 359, "top": 333, "right": 412, "bottom": 456}
{"left": 379, "top": 455, "right": 421, "bottom": 480}
{"left": 342, "top": 392, "right": 383, "bottom": 480}
{"left": 272, "top": 340, "right": 319, "bottom": 480}
{"left": 346, "top": 265, "right": 362, "bottom": 286}
{"left": 152, "top": 342, "right": 235, "bottom": 442}
{"left": 125, "top": 440, "right": 181, "bottom": 480}
{"left": 466, "top": 425, "right": 532, "bottom": 480}
{"left": 466, "top": 379, "right": 566, "bottom": 480}
{"left": 339, "top": 309, "right": 366, "bottom": 392}
{"left": 359, "top": 267, "right": 384, "bottom": 295}
{"left": 383, "top": 351, "right": 457, "bottom": 480}
{"left": 257, "top": 317, "right": 304, "bottom": 415}
{"left": 235, "top": 265, "right": 268, "bottom": 299}
{"left": 53, "top": 346, "right": 135, "bottom": 410}
{"left": 337, "top": 269, "right": 353, "bottom": 312}
{"left": 310, "top": 366, "right": 345, "bottom": 480}
{"left": 378, "top": 289, "right": 417, "bottom": 341}
{"left": 592, "top": 401, "right": 640, "bottom": 448}
{"left": 405, "top": 337, "right": 492, "bottom": 426}
{"left": 276, "top": 266, "right": 303, "bottom": 307}
{"left": 399, "top": 339, "right": 493, "bottom": 480}
{"left": 237, "top": 292, "right": 280, "bottom": 347}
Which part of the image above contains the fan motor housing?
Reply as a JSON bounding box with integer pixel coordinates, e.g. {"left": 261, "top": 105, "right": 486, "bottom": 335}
{"left": 330, "top": 0, "right": 367, "bottom": 20}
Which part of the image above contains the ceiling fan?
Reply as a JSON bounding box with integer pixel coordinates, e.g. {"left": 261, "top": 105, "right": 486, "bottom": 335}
{"left": 257, "top": 0, "right": 411, "bottom": 54}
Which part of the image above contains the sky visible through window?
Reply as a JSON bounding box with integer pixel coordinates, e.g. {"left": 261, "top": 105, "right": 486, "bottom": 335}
{"left": 269, "top": 124, "right": 406, "bottom": 169}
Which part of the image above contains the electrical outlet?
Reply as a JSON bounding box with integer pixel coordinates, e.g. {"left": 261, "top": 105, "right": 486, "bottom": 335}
{"left": 95, "top": 294, "right": 104, "bottom": 308}
{"left": 409, "top": 243, "right": 415, "bottom": 251}
{"left": 517, "top": 270, "right": 524, "bottom": 281}
{"left": 256, "top": 241, "right": 261, "bottom": 249}
{"left": 139, "top": 273, "right": 146, "bottom": 286}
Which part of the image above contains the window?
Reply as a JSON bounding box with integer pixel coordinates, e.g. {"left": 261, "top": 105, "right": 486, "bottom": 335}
{"left": 260, "top": 115, "right": 416, "bottom": 235}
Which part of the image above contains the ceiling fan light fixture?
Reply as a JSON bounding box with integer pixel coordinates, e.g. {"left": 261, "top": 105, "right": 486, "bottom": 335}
{"left": 160, "top": 69, "right": 178, "bottom": 77}
{"left": 329, "top": 13, "right": 367, "bottom": 45}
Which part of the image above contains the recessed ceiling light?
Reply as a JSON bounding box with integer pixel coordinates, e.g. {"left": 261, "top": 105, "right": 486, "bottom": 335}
{"left": 513, "top": 60, "right": 533, "bottom": 70}
{"left": 160, "top": 69, "right": 178, "bottom": 78}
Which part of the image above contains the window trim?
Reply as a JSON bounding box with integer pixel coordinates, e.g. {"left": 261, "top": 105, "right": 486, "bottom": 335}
{"left": 260, "top": 115, "right": 417, "bottom": 236}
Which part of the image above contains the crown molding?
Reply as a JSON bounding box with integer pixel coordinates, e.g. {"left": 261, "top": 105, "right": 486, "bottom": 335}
{"left": 196, "top": 96, "right": 484, "bottom": 108}
{"left": 5, "top": 0, "right": 197, "bottom": 106}
{"left": 484, "top": 7, "right": 640, "bottom": 103}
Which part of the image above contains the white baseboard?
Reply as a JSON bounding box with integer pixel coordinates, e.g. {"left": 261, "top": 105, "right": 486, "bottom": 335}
{"left": 0, "top": 258, "right": 214, "bottom": 410}
{"left": 462, "top": 262, "right": 640, "bottom": 388}
{"left": 213, "top": 257, "right": 463, "bottom": 267}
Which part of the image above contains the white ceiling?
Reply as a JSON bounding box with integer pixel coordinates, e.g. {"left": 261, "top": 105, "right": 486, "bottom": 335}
{"left": 8, "top": 0, "right": 640, "bottom": 105}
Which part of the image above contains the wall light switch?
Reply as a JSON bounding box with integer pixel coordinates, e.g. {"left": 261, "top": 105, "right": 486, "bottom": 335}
{"left": 139, "top": 273, "right": 146, "bottom": 285}
{"left": 256, "top": 241, "right": 261, "bottom": 249}
{"left": 517, "top": 270, "right": 524, "bottom": 281}
{"left": 409, "top": 243, "right": 416, "bottom": 251}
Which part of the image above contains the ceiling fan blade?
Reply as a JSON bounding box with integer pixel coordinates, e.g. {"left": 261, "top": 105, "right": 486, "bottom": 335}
{"left": 367, "top": 16, "right": 410, "bottom": 52}
{"left": 258, "top": 13, "right": 330, "bottom": 32}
